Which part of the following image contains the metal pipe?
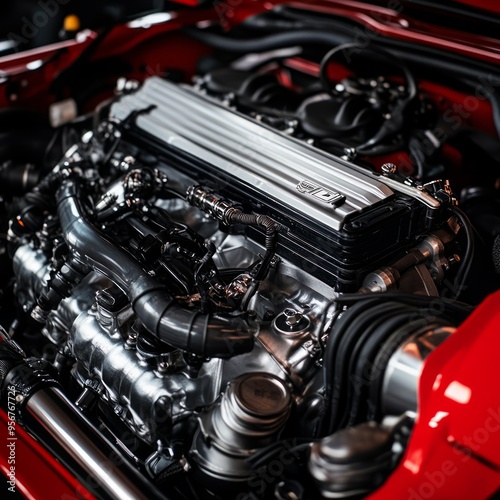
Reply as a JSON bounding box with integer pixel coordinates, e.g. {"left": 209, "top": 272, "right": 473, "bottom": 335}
{"left": 25, "top": 387, "right": 166, "bottom": 500}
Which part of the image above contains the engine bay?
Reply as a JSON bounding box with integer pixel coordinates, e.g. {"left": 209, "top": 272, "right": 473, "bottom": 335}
{"left": 0, "top": 2, "right": 499, "bottom": 499}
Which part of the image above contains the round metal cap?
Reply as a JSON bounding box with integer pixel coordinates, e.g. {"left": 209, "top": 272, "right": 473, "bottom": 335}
{"left": 233, "top": 373, "right": 291, "bottom": 418}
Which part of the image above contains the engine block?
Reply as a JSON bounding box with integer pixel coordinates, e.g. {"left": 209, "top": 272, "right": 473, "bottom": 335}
{"left": 7, "top": 75, "right": 466, "bottom": 498}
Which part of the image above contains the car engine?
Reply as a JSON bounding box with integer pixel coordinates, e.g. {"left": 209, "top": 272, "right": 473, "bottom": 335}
{"left": 0, "top": 6, "right": 499, "bottom": 498}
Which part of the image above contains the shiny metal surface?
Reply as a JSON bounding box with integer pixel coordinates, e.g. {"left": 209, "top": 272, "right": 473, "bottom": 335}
{"left": 44, "top": 274, "right": 106, "bottom": 345}
{"left": 26, "top": 387, "right": 165, "bottom": 500}
{"left": 219, "top": 373, "right": 291, "bottom": 446}
{"left": 111, "top": 77, "right": 415, "bottom": 232}
{"left": 13, "top": 220, "right": 331, "bottom": 445}
{"left": 68, "top": 232, "right": 331, "bottom": 440}
{"left": 57, "top": 180, "right": 254, "bottom": 359}
{"left": 382, "top": 326, "right": 455, "bottom": 415}
{"left": 71, "top": 300, "right": 223, "bottom": 443}
{"left": 13, "top": 245, "right": 50, "bottom": 305}
{"left": 191, "top": 373, "right": 292, "bottom": 482}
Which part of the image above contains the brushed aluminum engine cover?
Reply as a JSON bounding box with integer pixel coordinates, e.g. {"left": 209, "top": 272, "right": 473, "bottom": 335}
{"left": 110, "top": 77, "right": 441, "bottom": 289}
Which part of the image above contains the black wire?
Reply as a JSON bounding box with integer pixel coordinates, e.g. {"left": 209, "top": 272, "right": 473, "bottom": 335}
{"left": 448, "top": 206, "right": 475, "bottom": 300}
{"left": 319, "top": 136, "right": 405, "bottom": 157}
{"left": 247, "top": 438, "right": 314, "bottom": 468}
{"left": 194, "top": 243, "right": 217, "bottom": 313}
{"left": 334, "top": 292, "right": 474, "bottom": 317}
{"left": 43, "top": 128, "right": 63, "bottom": 171}
{"left": 185, "top": 26, "right": 499, "bottom": 78}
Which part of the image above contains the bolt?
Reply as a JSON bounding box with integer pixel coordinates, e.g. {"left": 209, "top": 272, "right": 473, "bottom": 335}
{"left": 158, "top": 361, "right": 169, "bottom": 373}
{"left": 283, "top": 308, "right": 302, "bottom": 327}
{"left": 113, "top": 405, "right": 125, "bottom": 417}
{"left": 343, "top": 147, "right": 357, "bottom": 159}
{"left": 381, "top": 163, "right": 397, "bottom": 175}
{"left": 246, "top": 309, "right": 258, "bottom": 320}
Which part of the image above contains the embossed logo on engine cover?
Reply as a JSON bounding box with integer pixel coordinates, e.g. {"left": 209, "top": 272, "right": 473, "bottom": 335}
{"left": 296, "top": 180, "right": 346, "bottom": 207}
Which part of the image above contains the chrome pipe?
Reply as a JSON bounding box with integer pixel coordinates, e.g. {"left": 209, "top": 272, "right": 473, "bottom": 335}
{"left": 26, "top": 387, "right": 166, "bottom": 500}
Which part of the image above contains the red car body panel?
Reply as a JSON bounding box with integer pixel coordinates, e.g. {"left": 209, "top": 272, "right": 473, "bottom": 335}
{"left": 1, "top": 0, "right": 500, "bottom": 111}
{"left": 455, "top": 0, "right": 500, "bottom": 14}
{"left": 370, "top": 291, "right": 500, "bottom": 499}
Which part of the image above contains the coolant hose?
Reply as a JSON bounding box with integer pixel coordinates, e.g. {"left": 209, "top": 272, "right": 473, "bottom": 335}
{"left": 56, "top": 181, "right": 255, "bottom": 358}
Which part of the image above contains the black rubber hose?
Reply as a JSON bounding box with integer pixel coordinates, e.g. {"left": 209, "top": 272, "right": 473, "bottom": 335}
{"left": 317, "top": 293, "right": 472, "bottom": 436}
{"left": 56, "top": 181, "right": 255, "bottom": 358}
{"left": 225, "top": 211, "right": 280, "bottom": 281}
{"left": 459, "top": 77, "right": 500, "bottom": 140}
{"left": 186, "top": 27, "right": 500, "bottom": 137}
{"left": 10, "top": 170, "right": 61, "bottom": 238}
{"left": 226, "top": 212, "right": 279, "bottom": 251}
{"left": 448, "top": 206, "right": 475, "bottom": 300}
{"left": 185, "top": 27, "right": 500, "bottom": 79}
{"left": 266, "top": 6, "right": 500, "bottom": 76}
{"left": 493, "top": 236, "right": 500, "bottom": 274}
{"left": 318, "top": 298, "right": 384, "bottom": 436}
{"left": 185, "top": 28, "right": 349, "bottom": 53}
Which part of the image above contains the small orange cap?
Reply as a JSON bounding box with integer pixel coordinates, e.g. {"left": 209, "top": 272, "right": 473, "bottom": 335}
{"left": 63, "top": 15, "right": 81, "bottom": 33}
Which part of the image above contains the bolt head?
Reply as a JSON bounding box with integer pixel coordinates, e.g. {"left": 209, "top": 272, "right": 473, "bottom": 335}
{"left": 381, "top": 163, "right": 397, "bottom": 175}
{"left": 283, "top": 308, "right": 302, "bottom": 326}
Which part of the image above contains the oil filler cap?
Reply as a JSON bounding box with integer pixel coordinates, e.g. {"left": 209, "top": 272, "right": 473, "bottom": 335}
{"left": 233, "top": 372, "right": 291, "bottom": 419}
